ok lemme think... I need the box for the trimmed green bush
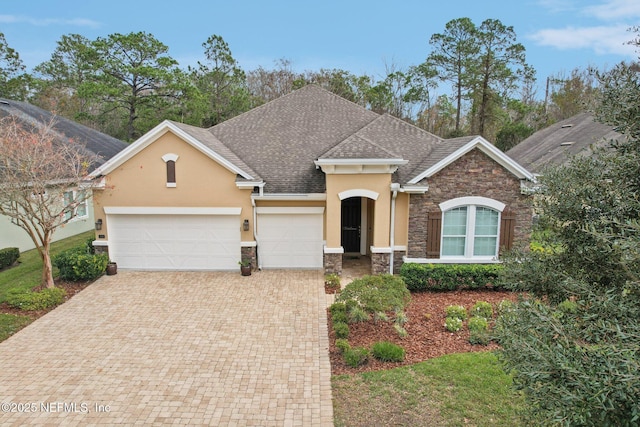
[330,302,348,324]
[0,247,20,269]
[333,321,349,339]
[53,247,109,281]
[445,305,468,320]
[6,287,66,311]
[372,341,405,362]
[400,263,503,292]
[344,346,370,367]
[471,301,493,319]
[468,316,490,345]
[335,338,351,354]
[445,316,463,332]
[336,274,410,313]
[348,305,370,323]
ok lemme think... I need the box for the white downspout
[389,183,400,274]
[251,198,262,270]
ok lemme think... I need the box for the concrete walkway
[0,270,333,426]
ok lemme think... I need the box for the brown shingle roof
[208,85,379,193]
[507,112,623,174]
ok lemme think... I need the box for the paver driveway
[0,270,333,426]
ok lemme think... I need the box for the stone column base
[324,253,342,275]
[371,252,391,275]
[241,246,257,270]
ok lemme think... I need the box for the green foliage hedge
[0,247,20,269]
[6,287,66,311]
[53,247,109,281]
[372,341,405,362]
[336,274,410,313]
[400,263,503,292]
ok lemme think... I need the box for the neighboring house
[507,112,623,175]
[0,99,128,252]
[89,85,535,275]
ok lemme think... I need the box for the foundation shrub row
[400,263,503,291]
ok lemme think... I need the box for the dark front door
[341,198,361,253]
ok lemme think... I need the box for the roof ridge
[378,113,445,142]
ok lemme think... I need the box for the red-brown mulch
[329,289,520,375]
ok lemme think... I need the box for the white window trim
[63,190,89,222]
[439,197,503,260]
[162,153,179,188]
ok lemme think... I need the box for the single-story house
[0,98,128,252]
[89,85,535,275]
[507,112,623,175]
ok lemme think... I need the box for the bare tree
[0,115,99,288]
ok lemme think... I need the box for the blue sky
[2,0,639,97]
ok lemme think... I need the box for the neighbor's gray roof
[0,98,127,168]
[507,112,623,174]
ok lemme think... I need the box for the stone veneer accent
[408,148,532,259]
[324,253,342,275]
[392,251,405,273]
[371,252,391,275]
[93,243,109,256]
[241,246,257,270]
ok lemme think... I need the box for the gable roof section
[208,85,379,193]
[90,120,259,181]
[506,112,623,174]
[0,98,127,168]
[408,135,535,184]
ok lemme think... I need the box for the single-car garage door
[106,207,241,270]
[257,207,324,269]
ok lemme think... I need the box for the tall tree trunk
[40,238,55,288]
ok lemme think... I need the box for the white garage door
[257,207,324,269]
[106,208,240,270]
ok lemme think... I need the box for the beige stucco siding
[93,131,254,242]
[393,192,409,247]
[325,174,392,248]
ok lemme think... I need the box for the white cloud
[0,14,100,28]
[530,24,636,56]
[584,0,640,20]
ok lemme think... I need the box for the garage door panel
[108,214,240,270]
[258,213,323,269]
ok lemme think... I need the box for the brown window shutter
[500,209,516,253]
[426,210,442,259]
[166,160,176,183]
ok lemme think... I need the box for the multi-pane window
[63,191,88,222]
[441,205,499,258]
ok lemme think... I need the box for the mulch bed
[329,289,520,375]
[0,280,91,319]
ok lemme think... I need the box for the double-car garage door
[105,207,323,270]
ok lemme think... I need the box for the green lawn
[0,231,94,343]
[332,351,524,426]
[0,230,94,302]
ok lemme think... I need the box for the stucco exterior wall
[92,131,254,243]
[324,173,393,249]
[407,148,532,258]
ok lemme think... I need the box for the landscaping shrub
[336,274,410,313]
[394,310,408,325]
[0,247,20,269]
[445,305,468,320]
[6,287,66,311]
[333,321,349,339]
[347,305,370,323]
[335,339,351,354]
[344,346,370,367]
[471,301,494,319]
[400,263,503,291]
[324,273,341,292]
[468,316,490,345]
[372,341,405,362]
[497,299,515,315]
[53,247,109,281]
[445,316,463,332]
[329,302,348,324]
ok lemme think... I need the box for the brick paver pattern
[0,270,333,426]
